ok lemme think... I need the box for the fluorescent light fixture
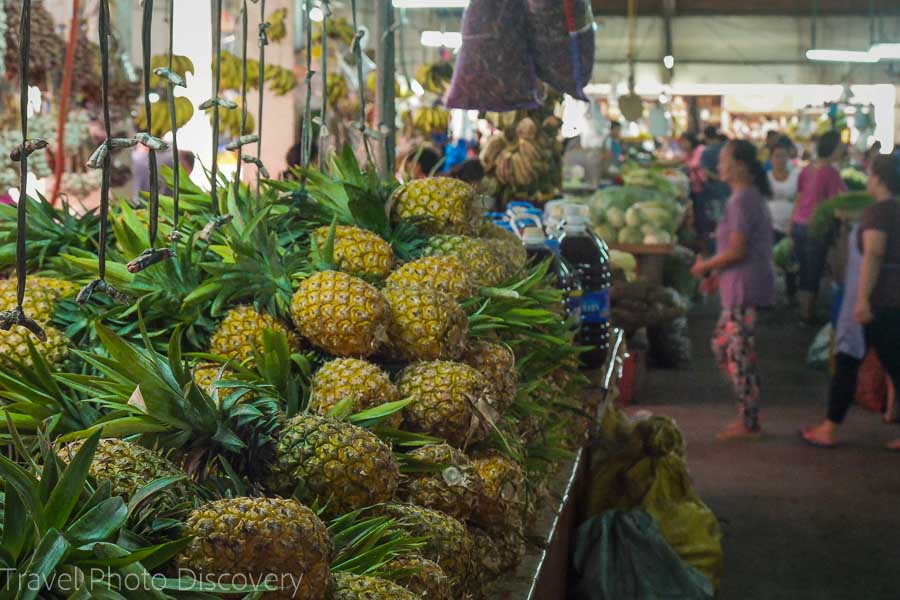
[393,0,469,7]
[869,43,900,60]
[806,49,877,63]
[420,31,462,49]
[309,7,324,22]
[663,54,674,69]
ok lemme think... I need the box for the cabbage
[624,206,643,228]
[643,231,672,245]
[618,227,644,245]
[606,207,626,228]
[594,224,618,243]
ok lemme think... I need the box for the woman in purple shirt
[693,140,776,440]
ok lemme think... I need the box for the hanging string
[166,0,182,241]
[199,0,234,240]
[232,0,250,202]
[301,0,315,172]
[77,0,129,304]
[209,0,223,217]
[254,0,268,202]
[350,0,373,165]
[0,0,48,341]
[318,1,329,172]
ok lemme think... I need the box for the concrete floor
[639,303,900,600]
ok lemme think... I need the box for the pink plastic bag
[526,0,595,100]
[446,0,541,112]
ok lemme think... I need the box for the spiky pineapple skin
[393,177,480,235]
[467,525,527,596]
[309,358,402,428]
[396,361,495,449]
[178,497,332,600]
[267,414,399,515]
[400,443,482,521]
[382,286,468,361]
[462,341,518,412]
[379,503,475,596]
[330,572,419,600]
[478,222,528,271]
[290,271,391,357]
[385,554,452,600]
[314,225,394,278]
[386,255,477,300]
[63,438,185,500]
[422,235,506,287]
[0,324,68,369]
[470,452,527,531]
[210,305,299,365]
[0,276,79,322]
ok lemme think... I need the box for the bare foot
[716,420,762,441]
[800,422,838,448]
[886,439,900,452]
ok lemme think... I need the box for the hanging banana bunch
[266,7,288,42]
[415,61,454,95]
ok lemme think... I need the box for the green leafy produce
[773,237,797,272]
[841,167,867,191]
[809,191,874,239]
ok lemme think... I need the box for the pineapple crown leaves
[327,509,424,577]
[0,193,102,272]
[0,431,193,596]
[0,337,99,440]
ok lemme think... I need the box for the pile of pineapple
[0,155,595,599]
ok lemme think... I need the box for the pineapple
[314,225,394,278]
[0,324,68,369]
[0,276,79,321]
[462,341,518,412]
[178,497,332,600]
[330,572,419,600]
[396,361,496,449]
[392,177,481,235]
[382,286,468,361]
[467,525,527,590]
[61,438,187,501]
[209,305,300,365]
[290,271,391,357]
[471,452,527,531]
[385,255,477,300]
[0,276,75,369]
[400,443,482,521]
[384,554,452,600]
[422,235,506,287]
[309,358,402,428]
[483,238,525,280]
[379,503,475,595]
[478,222,527,275]
[267,414,400,516]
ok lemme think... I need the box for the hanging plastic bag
[571,509,715,600]
[525,0,595,100]
[446,0,541,112]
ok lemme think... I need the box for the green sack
[571,509,715,600]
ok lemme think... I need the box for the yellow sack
[586,408,723,589]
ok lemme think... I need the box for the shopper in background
[768,138,799,301]
[132,147,196,204]
[602,121,624,167]
[694,128,731,253]
[800,151,900,450]
[692,140,775,440]
[410,146,442,179]
[790,130,847,323]
[681,132,706,196]
[761,129,780,167]
[283,138,319,180]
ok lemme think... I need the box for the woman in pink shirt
[790,131,847,322]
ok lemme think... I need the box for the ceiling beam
[591,0,900,16]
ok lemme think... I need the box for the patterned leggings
[711,308,760,429]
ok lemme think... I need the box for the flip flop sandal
[798,428,836,449]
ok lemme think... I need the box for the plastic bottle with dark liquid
[522,227,582,322]
[558,212,612,369]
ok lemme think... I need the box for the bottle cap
[521,226,546,246]
[563,213,588,229]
